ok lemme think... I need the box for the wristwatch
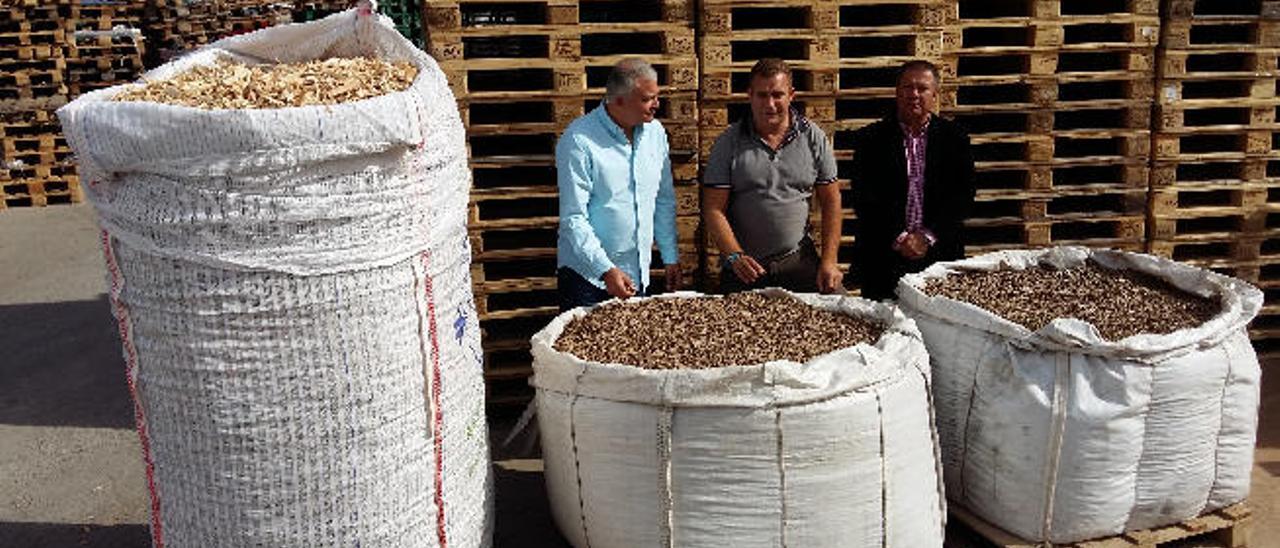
[726,251,742,265]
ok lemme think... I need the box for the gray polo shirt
[703,109,838,259]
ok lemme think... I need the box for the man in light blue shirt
[557,58,681,310]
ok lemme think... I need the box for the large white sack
[531,290,946,548]
[57,9,492,548]
[897,246,1262,543]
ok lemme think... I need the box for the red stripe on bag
[421,252,448,548]
[100,230,165,548]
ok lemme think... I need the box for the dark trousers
[857,253,943,301]
[558,267,647,312]
[719,238,820,294]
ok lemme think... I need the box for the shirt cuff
[587,255,615,281]
[814,177,838,185]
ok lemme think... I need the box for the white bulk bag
[57,10,492,548]
[531,290,946,548]
[897,246,1262,543]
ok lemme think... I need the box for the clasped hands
[893,230,931,261]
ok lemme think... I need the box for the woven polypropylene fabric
[60,9,492,548]
[898,247,1261,543]
[532,292,946,548]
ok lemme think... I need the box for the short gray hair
[605,58,658,102]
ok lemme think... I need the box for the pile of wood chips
[923,261,1221,340]
[554,292,885,370]
[113,57,418,109]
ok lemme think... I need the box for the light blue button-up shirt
[557,103,678,290]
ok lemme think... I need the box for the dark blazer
[849,112,976,300]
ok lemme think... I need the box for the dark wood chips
[553,293,885,369]
[922,261,1221,340]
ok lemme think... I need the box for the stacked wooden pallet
[143,0,292,66]
[1145,0,1280,356]
[66,1,147,97]
[697,0,949,288]
[941,0,1157,256]
[0,4,78,209]
[426,0,699,408]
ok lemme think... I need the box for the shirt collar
[898,114,932,138]
[594,101,642,144]
[741,106,808,144]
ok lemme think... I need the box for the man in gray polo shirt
[702,58,843,294]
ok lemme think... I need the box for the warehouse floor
[0,204,1275,547]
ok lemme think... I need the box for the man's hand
[817,261,844,294]
[897,231,930,260]
[602,267,637,299]
[664,263,683,291]
[730,254,766,284]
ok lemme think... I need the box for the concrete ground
[0,204,1276,547]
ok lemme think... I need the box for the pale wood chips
[113,57,418,109]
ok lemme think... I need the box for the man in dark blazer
[850,60,976,300]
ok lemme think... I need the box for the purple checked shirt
[896,119,936,247]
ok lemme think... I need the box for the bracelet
[726,251,742,265]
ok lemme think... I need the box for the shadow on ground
[0,522,148,548]
[0,296,132,429]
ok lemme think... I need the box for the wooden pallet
[0,83,68,102]
[965,215,1145,251]
[945,20,1159,58]
[0,67,65,90]
[0,5,65,25]
[0,16,64,36]
[0,175,81,209]
[950,501,1251,548]
[699,0,948,36]
[922,162,1148,196]
[1151,154,1271,187]
[0,29,67,48]
[947,0,1159,20]
[1156,78,1277,108]
[941,49,1154,82]
[427,0,694,31]
[0,158,76,183]
[1147,181,1273,239]
[1159,48,1279,80]
[1154,127,1272,160]
[943,76,1154,112]
[2,132,65,155]
[436,30,697,98]
[58,26,144,96]
[67,2,145,32]
[1165,0,1280,19]
[1153,99,1278,132]
[1148,233,1278,266]
[1162,18,1280,51]
[0,108,59,137]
